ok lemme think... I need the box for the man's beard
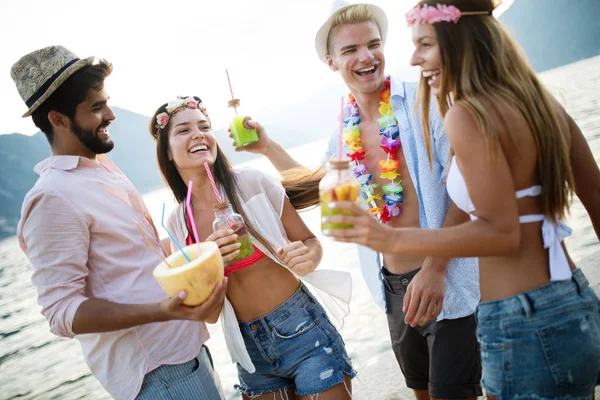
[70,120,115,155]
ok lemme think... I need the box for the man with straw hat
[12,45,226,400]
[233,2,482,399]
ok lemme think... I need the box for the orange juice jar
[319,159,361,234]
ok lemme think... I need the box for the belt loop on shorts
[382,274,394,292]
[516,294,534,318]
[572,270,588,296]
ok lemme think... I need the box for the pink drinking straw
[338,95,344,181]
[186,181,202,253]
[204,162,233,229]
[225,69,238,116]
[203,163,222,202]
[339,95,344,160]
[161,203,190,261]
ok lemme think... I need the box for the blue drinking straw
[161,203,191,262]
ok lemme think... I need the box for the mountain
[0,132,50,237]
[256,82,348,138]
[499,0,600,72]
[0,103,338,239]
[0,107,271,239]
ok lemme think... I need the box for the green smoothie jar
[320,159,361,235]
[228,99,259,148]
[212,200,255,262]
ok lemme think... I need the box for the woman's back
[459,94,575,301]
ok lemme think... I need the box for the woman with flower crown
[324,0,600,398]
[149,96,355,400]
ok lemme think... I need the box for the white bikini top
[447,156,573,281]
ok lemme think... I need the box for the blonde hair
[416,0,574,222]
[327,4,382,55]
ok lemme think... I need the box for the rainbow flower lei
[343,77,403,223]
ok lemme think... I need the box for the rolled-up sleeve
[19,191,90,338]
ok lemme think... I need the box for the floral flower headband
[405,4,491,26]
[152,96,209,139]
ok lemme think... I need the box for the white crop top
[447,156,573,281]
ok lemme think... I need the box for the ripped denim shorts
[234,284,355,397]
[476,269,600,400]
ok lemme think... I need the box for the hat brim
[315,3,388,64]
[22,56,95,117]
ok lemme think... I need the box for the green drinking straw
[161,203,190,262]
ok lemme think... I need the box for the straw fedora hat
[315,0,388,63]
[10,45,94,117]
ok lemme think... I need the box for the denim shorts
[476,269,600,400]
[234,284,355,397]
[136,346,224,400]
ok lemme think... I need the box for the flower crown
[405,4,491,26]
[153,96,209,138]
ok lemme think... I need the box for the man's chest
[356,120,412,187]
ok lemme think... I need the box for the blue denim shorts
[234,284,355,397]
[476,269,600,400]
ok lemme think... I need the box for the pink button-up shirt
[17,155,209,400]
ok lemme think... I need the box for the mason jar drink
[319,159,361,234]
[228,99,259,148]
[212,200,254,261]
[229,116,259,148]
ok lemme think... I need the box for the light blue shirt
[324,77,480,320]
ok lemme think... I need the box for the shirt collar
[390,74,407,99]
[33,155,101,175]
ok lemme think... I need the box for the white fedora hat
[315,0,388,63]
[10,45,94,117]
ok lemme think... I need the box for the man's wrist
[422,256,451,273]
[152,302,173,323]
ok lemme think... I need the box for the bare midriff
[478,194,576,302]
[226,256,301,322]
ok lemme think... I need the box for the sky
[0,0,513,136]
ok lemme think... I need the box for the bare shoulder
[443,102,481,150]
[444,102,478,127]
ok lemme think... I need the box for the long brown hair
[415,0,574,222]
[281,166,326,210]
[150,97,276,255]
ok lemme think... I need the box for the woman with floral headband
[149,96,355,400]
[324,0,600,398]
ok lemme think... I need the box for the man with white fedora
[232,2,482,399]
[12,45,227,400]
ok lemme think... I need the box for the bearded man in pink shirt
[11,45,227,400]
